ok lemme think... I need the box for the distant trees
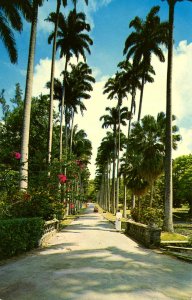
[173,155,192,215]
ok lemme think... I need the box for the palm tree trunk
[132,193,135,208]
[164,1,174,232]
[112,125,117,213]
[116,106,121,212]
[69,108,75,154]
[138,196,141,222]
[123,178,127,218]
[107,159,111,212]
[47,0,61,168]
[137,74,145,122]
[19,3,38,190]
[127,89,135,138]
[59,56,68,162]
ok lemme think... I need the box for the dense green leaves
[0,217,44,259]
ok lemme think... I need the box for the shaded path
[0,203,192,300]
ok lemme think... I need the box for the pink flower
[58,174,67,183]
[14,152,21,159]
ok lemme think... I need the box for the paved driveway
[0,203,192,300]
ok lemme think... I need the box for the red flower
[58,174,67,183]
[13,152,21,159]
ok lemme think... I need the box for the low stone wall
[125,220,161,248]
[39,219,59,247]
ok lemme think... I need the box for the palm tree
[48,10,93,162]
[71,125,92,161]
[0,0,32,64]
[118,60,141,138]
[19,0,45,190]
[162,0,192,232]
[45,0,67,168]
[66,62,95,152]
[123,6,168,121]
[46,0,89,168]
[46,62,95,153]
[127,112,181,213]
[103,73,130,212]
[100,106,129,213]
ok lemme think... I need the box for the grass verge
[161,232,188,242]
[60,207,87,229]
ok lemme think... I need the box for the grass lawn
[60,206,87,229]
[161,232,188,242]
[96,205,128,223]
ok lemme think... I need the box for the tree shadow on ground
[0,241,191,300]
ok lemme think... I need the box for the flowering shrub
[58,174,67,183]
[13,152,21,159]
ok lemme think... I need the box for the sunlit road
[0,203,192,300]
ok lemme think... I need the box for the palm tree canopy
[103,72,128,106]
[0,0,32,63]
[71,125,92,159]
[48,10,93,62]
[100,106,130,130]
[46,61,95,115]
[128,112,181,183]
[123,6,169,67]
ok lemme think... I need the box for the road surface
[0,203,192,300]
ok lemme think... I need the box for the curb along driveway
[0,203,192,300]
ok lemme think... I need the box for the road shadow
[0,243,191,300]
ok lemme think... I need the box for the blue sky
[1,0,192,177]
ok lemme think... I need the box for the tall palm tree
[46,62,95,153]
[48,10,93,162]
[0,0,32,63]
[100,106,129,213]
[66,62,95,151]
[19,0,45,190]
[162,0,192,232]
[123,6,168,121]
[46,0,67,168]
[103,73,130,211]
[118,60,141,138]
[127,112,181,211]
[46,0,89,168]
[71,125,92,161]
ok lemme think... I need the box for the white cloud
[32,40,192,178]
[173,127,192,158]
[37,0,113,34]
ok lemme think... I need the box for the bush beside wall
[0,217,44,259]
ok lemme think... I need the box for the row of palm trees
[95,2,188,232]
[1,1,94,191]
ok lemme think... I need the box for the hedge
[0,217,44,259]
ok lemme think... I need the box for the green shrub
[131,207,163,228]
[2,189,63,220]
[0,217,44,259]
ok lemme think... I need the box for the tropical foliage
[1,0,191,241]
